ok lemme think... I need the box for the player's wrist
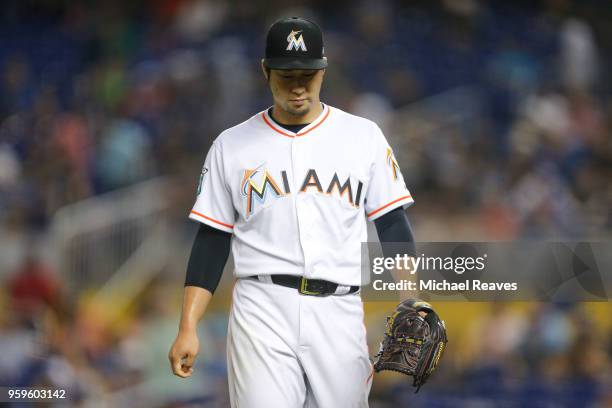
[178,321,199,333]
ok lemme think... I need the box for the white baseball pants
[227,277,373,407]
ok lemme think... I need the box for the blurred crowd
[1,0,611,406]
[0,0,611,237]
[0,261,230,406]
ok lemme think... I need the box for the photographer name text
[371,279,518,291]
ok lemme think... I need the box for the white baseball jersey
[189,103,413,286]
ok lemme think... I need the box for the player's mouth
[289,98,308,107]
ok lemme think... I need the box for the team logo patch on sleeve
[386,148,401,181]
[197,166,208,195]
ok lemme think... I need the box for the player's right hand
[169,329,200,378]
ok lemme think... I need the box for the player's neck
[271,102,323,125]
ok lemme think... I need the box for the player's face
[267,69,325,117]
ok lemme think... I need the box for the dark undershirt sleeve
[185,224,232,294]
[374,207,416,258]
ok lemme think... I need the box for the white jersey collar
[261,103,330,138]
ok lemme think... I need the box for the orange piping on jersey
[261,113,294,138]
[190,210,234,229]
[261,106,331,138]
[367,195,412,218]
[297,107,330,136]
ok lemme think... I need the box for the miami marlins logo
[241,165,288,217]
[386,148,401,181]
[286,30,307,51]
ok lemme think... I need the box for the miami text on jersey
[241,167,364,217]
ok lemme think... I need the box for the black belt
[248,275,360,296]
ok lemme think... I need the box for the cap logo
[286,30,307,51]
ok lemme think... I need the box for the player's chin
[286,101,310,115]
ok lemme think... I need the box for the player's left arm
[365,124,418,294]
[374,208,420,299]
[374,207,416,257]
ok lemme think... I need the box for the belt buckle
[299,277,327,296]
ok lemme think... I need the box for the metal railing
[50,177,171,296]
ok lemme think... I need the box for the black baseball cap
[263,17,327,70]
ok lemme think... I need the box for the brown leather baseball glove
[373,299,448,392]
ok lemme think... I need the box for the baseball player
[169,17,418,407]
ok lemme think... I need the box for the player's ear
[261,59,269,81]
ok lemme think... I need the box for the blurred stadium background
[0,0,611,406]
